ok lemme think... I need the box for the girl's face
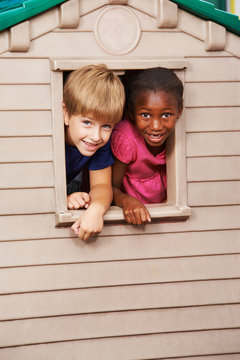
[132,90,182,155]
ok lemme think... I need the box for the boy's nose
[90,127,101,142]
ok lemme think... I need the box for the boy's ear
[62,103,70,126]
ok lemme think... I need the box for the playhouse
[0,0,240,358]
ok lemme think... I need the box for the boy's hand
[67,192,90,210]
[122,196,151,225]
[71,206,104,241]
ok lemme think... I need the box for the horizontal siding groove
[0,135,52,138]
[1,278,240,296]
[0,82,50,85]
[186,130,240,134]
[1,253,240,269]
[1,302,240,322]
[2,254,240,269]
[185,80,240,83]
[0,230,240,268]
[0,328,240,352]
[188,180,240,183]
[1,206,240,240]
[186,105,240,107]
[1,279,239,319]
[0,161,54,164]
[0,187,54,190]
[1,327,240,350]
[1,329,240,359]
[0,227,239,242]
[187,155,240,158]
[1,254,240,293]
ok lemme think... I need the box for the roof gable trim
[170,0,240,36]
[0,0,68,32]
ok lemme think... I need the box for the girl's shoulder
[113,118,138,139]
[111,118,138,163]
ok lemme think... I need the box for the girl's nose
[151,118,162,131]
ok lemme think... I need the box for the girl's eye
[162,113,171,119]
[141,113,150,118]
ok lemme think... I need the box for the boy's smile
[133,90,182,155]
[63,107,114,156]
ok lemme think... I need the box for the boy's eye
[102,124,112,130]
[141,112,150,118]
[82,120,91,126]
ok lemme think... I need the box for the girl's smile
[133,90,182,155]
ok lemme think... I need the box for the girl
[111,67,183,225]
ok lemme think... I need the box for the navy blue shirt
[65,140,114,184]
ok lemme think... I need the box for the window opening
[51,58,191,225]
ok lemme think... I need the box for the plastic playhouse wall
[0,0,240,358]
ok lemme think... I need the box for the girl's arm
[71,166,112,241]
[112,158,151,225]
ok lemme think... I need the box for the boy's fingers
[82,193,90,203]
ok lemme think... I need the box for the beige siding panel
[0,85,51,110]
[0,206,240,240]
[185,82,240,107]
[77,6,158,32]
[187,157,240,181]
[0,31,8,54]
[30,8,59,39]
[0,59,50,84]
[186,107,240,132]
[1,304,240,347]
[1,230,240,267]
[4,31,229,58]
[187,132,240,157]
[0,111,52,136]
[188,181,240,206]
[1,254,240,294]
[133,32,229,58]
[1,279,239,320]
[0,188,55,215]
[0,137,53,162]
[177,8,204,41]
[167,356,240,360]
[0,163,54,188]
[185,57,240,82]
[225,32,240,58]
[78,0,106,17]
[0,329,239,360]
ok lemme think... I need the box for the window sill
[56,204,191,226]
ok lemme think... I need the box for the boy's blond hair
[63,64,125,124]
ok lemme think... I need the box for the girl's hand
[122,196,151,225]
[71,207,104,241]
[67,192,90,210]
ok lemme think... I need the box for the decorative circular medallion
[94,6,141,55]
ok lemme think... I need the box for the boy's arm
[112,158,151,225]
[71,166,112,241]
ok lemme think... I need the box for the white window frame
[50,57,191,226]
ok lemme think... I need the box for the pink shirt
[111,119,166,204]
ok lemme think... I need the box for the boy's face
[63,105,115,156]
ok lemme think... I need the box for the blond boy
[63,64,125,240]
